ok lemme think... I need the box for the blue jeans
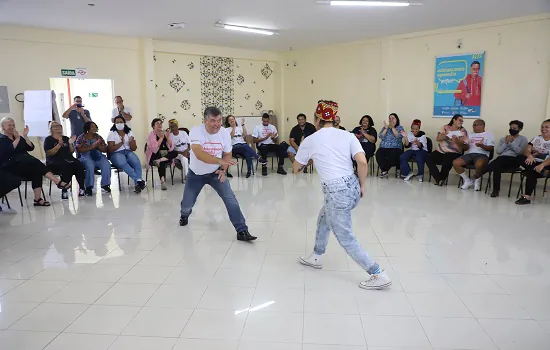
[232,143,258,172]
[400,149,428,177]
[80,154,111,189]
[180,170,248,232]
[110,150,142,184]
[314,175,379,274]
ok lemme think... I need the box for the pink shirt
[437,125,469,154]
[145,131,174,166]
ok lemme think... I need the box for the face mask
[116,123,125,131]
[509,129,519,136]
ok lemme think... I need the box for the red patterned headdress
[315,100,339,122]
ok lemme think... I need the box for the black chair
[18,181,46,206]
[169,159,186,185]
[457,150,495,189]
[255,150,277,172]
[376,149,403,178]
[516,169,550,198]
[1,195,11,209]
[234,154,256,177]
[484,167,523,198]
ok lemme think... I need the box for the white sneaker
[299,254,322,269]
[359,271,392,290]
[461,178,474,190]
[474,178,481,191]
[418,176,423,183]
[404,173,414,181]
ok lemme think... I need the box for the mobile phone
[76,104,84,108]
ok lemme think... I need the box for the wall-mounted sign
[76,68,88,78]
[61,69,76,77]
[89,93,98,98]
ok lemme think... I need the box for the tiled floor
[1,170,550,349]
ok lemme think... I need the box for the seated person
[146,118,177,190]
[334,115,346,130]
[399,119,428,182]
[225,115,258,178]
[453,119,494,191]
[107,116,146,193]
[44,121,85,199]
[0,117,70,206]
[483,120,528,198]
[0,169,21,211]
[287,113,316,172]
[376,113,405,177]
[252,113,287,176]
[352,115,377,161]
[76,121,112,196]
[426,114,469,186]
[515,119,550,205]
[168,119,190,174]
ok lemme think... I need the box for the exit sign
[61,69,76,77]
[89,93,98,98]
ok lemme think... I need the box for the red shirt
[454,74,482,106]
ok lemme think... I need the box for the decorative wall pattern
[154,52,276,129]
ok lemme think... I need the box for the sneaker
[226,172,233,178]
[78,189,86,197]
[403,173,414,181]
[299,253,323,269]
[474,178,481,191]
[237,230,257,241]
[277,166,287,175]
[61,190,69,200]
[461,178,474,190]
[359,271,392,290]
[379,171,388,178]
[179,216,188,226]
[246,171,251,178]
[262,165,268,176]
[84,187,93,196]
[515,196,531,205]
[418,176,423,183]
[134,185,142,194]
[490,191,499,198]
[138,180,146,190]
[161,183,167,191]
[101,185,111,193]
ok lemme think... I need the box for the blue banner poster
[433,52,485,118]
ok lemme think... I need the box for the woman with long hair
[351,115,377,161]
[146,118,177,190]
[225,115,258,178]
[76,121,112,196]
[375,113,405,177]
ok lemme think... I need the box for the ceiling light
[317,1,412,7]
[215,21,279,36]
[168,22,185,29]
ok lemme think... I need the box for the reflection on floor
[1,171,550,350]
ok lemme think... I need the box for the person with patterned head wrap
[294,100,392,290]
[168,119,190,174]
[399,118,429,182]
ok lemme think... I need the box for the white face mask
[116,123,125,131]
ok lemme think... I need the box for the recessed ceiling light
[168,22,186,29]
[215,21,279,36]
[87,3,95,6]
[316,1,421,7]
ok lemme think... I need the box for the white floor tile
[209,268,260,288]
[443,274,505,294]
[0,279,24,296]
[10,302,88,332]
[511,294,550,321]
[181,309,247,341]
[146,284,207,308]
[239,341,302,350]
[407,293,472,317]
[197,286,255,310]
[420,317,497,349]
[46,281,113,304]
[303,313,365,346]
[164,266,217,285]
[0,330,58,350]
[241,312,303,343]
[305,289,359,314]
[118,265,173,284]
[173,338,239,350]
[121,307,193,337]
[305,270,354,290]
[257,269,305,289]
[460,294,531,319]
[478,319,550,350]
[2,280,67,302]
[302,345,367,350]
[44,333,116,350]
[361,315,430,348]
[250,287,304,313]
[76,264,133,283]
[65,305,140,335]
[355,291,415,316]
[95,283,158,306]
[397,273,453,293]
[0,301,38,329]
[109,336,176,350]
[31,264,92,281]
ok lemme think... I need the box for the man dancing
[179,107,256,242]
[294,100,391,290]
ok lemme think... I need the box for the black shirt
[44,136,73,162]
[0,134,35,165]
[289,122,316,147]
[352,126,378,143]
[338,126,346,131]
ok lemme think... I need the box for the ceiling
[1,0,549,51]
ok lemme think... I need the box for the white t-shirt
[226,126,246,145]
[407,132,428,151]
[530,135,550,162]
[466,131,495,157]
[112,106,133,126]
[170,131,189,152]
[296,127,364,183]
[107,130,134,153]
[189,125,232,175]
[252,124,278,146]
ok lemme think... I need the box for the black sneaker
[227,172,233,178]
[179,216,189,226]
[78,189,86,197]
[61,190,69,200]
[84,187,93,196]
[237,230,257,241]
[262,165,268,176]
[277,166,287,175]
[246,171,251,178]
[515,196,531,205]
[138,180,147,190]
[134,185,142,194]
[490,191,499,198]
[101,185,111,193]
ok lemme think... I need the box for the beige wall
[281,14,550,141]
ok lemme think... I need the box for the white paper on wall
[24,90,54,137]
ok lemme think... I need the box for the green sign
[89,93,98,98]
[61,69,76,77]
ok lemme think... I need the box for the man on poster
[454,61,482,107]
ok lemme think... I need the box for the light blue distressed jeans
[314,175,380,274]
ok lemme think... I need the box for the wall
[281,14,550,141]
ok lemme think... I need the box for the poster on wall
[433,52,485,118]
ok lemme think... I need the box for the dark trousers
[232,143,259,171]
[426,151,461,183]
[517,156,550,196]
[47,159,86,190]
[0,169,22,198]
[4,156,48,189]
[400,150,428,176]
[258,144,285,166]
[150,151,178,178]
[375,148,401,172]
[482,156,520,193]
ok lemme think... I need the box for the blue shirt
[68,109,91,137]
[379,125,404,149]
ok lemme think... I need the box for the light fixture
[317,1,417,7]
[215,21,279,36]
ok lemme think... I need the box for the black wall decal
[170,74,185,93]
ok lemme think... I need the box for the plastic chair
[484,167,523,198]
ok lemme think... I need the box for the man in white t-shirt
[252,113,288,176]
[168,119,190,173]
[111,96,133,125]
[453,119,495,191]
[294,100,391,290]
[179,107,256,242]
